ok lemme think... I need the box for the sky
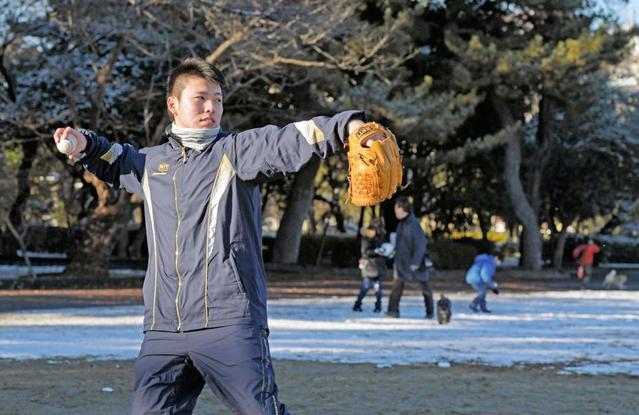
[1,291,637,377]
[613,0,639,24]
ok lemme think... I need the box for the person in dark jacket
[385,196,433,319]
[353,217,388,313]
[52,57,390,415]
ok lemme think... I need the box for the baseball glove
[347,122,402,206]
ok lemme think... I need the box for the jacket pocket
[229,247,247,296]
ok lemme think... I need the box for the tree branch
[206,32,243,64]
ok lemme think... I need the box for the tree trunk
[314,194,346,233]
[129,225,147,260]
[65,174,131,277]
[357,206,366,238]
[553,229,568,270]
[2,215,36,286]
[492,95,542,270]
[382,198,398,235]
[9,140,38,230]
[334,206,346,233]
[307,209,318,234]
[548,210,576,270]
[261,182,271,214]
[527,96,555,214]
[272,158,320,264]
[477,211,491,243]
[315,214,331,266]
[114,225,129,259]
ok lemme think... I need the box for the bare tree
[1,0,418,274]
[0,151,36,284]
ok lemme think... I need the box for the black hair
[167,57,226,100]
[394,195,412,213]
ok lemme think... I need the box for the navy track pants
[129,324,290,414]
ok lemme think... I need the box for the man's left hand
[347,119,385,147]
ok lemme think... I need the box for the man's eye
[216,98,223,104]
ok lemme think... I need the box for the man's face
[394,204,408,220]
[167,75,223,129]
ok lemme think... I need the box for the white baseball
[56,135,78,154]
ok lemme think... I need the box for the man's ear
[167,96,178,118]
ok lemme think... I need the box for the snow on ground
[0,265,145,280]
[0,264,65,280]
[0,291,637,376]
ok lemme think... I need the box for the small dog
[436,294,452,325]
[601,269,627,290]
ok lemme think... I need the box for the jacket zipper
[142,173,159,330]
[173,146,187,331]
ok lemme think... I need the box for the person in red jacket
[572,238,600,286]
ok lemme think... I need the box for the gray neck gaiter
[171,123,220,151]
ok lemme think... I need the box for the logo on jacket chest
[152,162,170,176]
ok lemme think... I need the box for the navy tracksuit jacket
[81,111,363,332]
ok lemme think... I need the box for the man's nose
[204,99,215,113]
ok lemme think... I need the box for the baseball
[56,135,78,154]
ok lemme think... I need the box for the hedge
[266,234,483,270]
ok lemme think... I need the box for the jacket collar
[165,124,184,151]
[164,124,225,153]
[398,212,413,223]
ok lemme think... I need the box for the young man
[385,196,433,319]
[465,253,501,313]
[53,57,386,415]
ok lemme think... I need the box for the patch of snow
[16,251,67,259]
[0,265,64,280]
[0,291,637,377]
[0,265,146,279]
[599,263,639,270]
[109,269,145,278]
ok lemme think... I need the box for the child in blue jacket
[465,253,501,313]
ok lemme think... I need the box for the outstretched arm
[229,111,365,181]
[52,127,145,196]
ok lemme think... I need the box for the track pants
[129,324,290,415]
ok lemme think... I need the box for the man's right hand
[53,127,87,159]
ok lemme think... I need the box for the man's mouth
[200,119,216,126]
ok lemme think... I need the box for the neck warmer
[171,123,220,151]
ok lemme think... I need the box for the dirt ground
[1,274,637,414]
[0,358,637,415]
